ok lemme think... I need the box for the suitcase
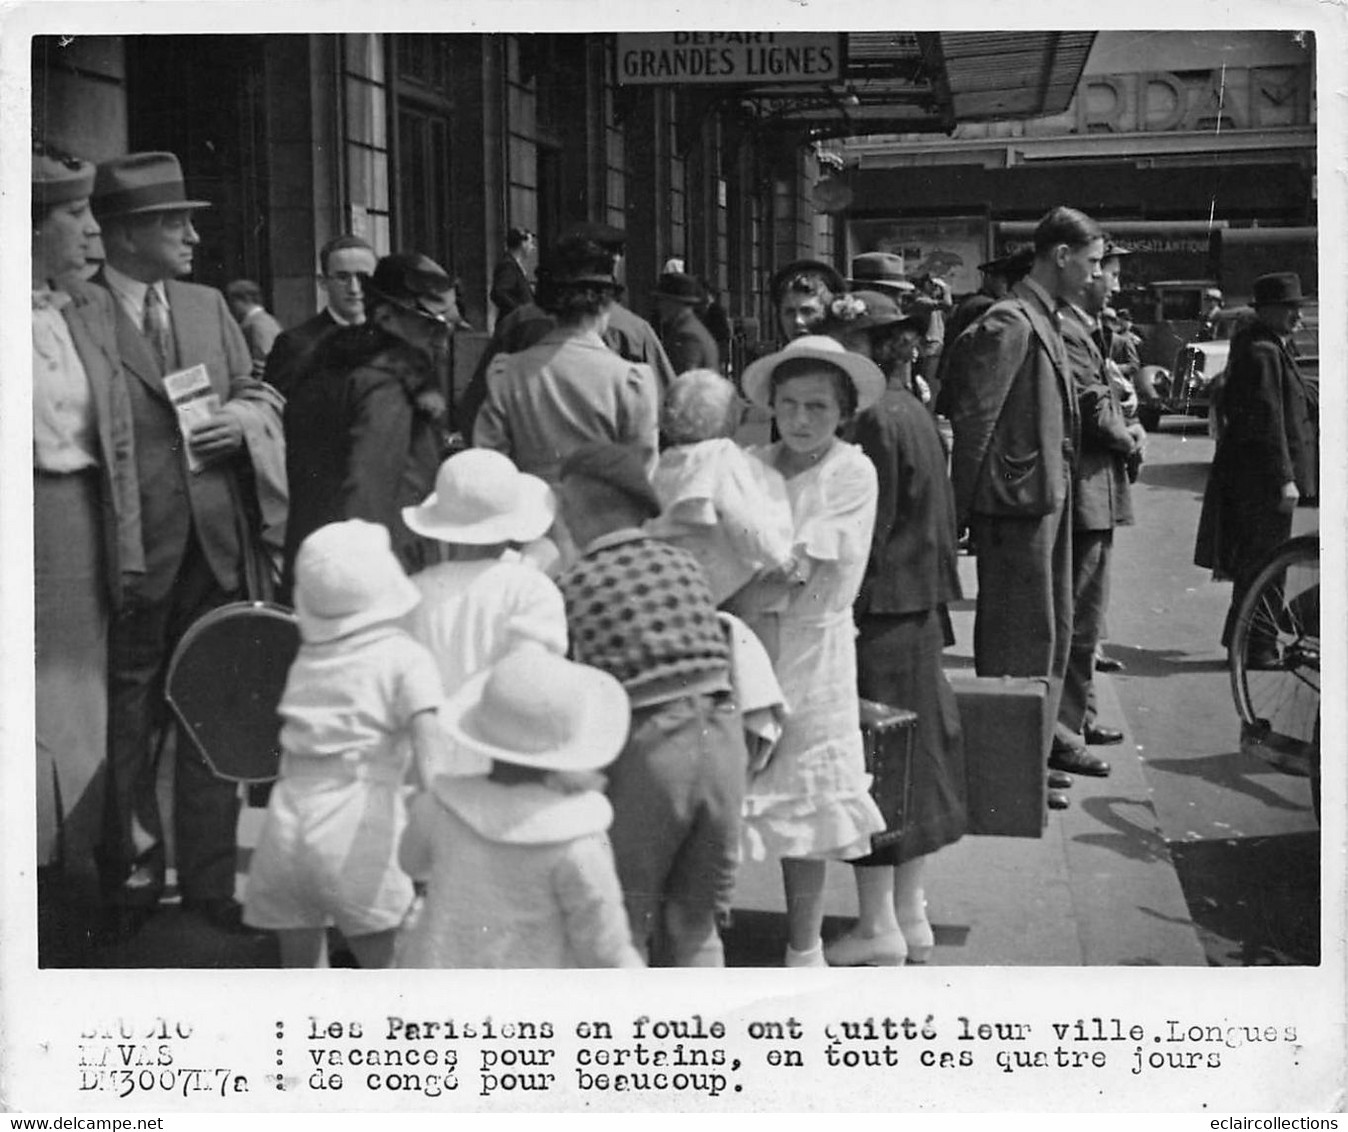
[164,601,301,784]
[859,699,918,851]
[947,674,1051,838]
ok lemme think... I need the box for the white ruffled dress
[739,440,885,862]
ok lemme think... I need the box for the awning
[732,31,1097,139]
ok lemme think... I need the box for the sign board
[848,217,988,296]
[616,33,842,86]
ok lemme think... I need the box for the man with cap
[554,442,746,967]
[1195,271,1317,663]
[91,150,286,932]
[281,251,461,597]
[1198,287,1225,341]
[1049,241,1147,782]
[263,234,378,398]
[946,206,1106,811]
[457,220,675,436]
[652,270,719,375]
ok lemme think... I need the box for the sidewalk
[723,553,1207,967]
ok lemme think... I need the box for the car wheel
[1138,404,1162,432]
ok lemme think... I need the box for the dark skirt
[854,609,967,864]
[34,470,109,875]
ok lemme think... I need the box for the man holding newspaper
[91,152,286,935]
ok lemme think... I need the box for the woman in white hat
[402,449,568,775]
[736,336,888,967]
[397,648,643,968]
[242,520,445,968]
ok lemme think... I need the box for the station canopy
[731,31,1098,138]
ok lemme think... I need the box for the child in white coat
[243,520,443,967]
[396,647,642,969]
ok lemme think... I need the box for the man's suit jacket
[489,255,533,319]
[660,306,720,376]
[1060,308,1134,532]
[95,273,274,604]
[947,278,1078,526]
[262,309,340,398]
[56,279,145,608]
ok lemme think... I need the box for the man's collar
[326,306,358,327]
[580,527,648,556]
[103,263,168,309]
[1020,275,1056,313]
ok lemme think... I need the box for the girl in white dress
[737,336,888,967]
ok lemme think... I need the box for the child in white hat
[242,520,444,967]
[396,647,643,968]
[402,449,569,774]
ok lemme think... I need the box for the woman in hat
[243,520,445,968]
[397,648,643,969]
[281,252,462,597]
[31,140,143,953]
[401,448,568,774]
[769,259,846,343]
[737,336,887,967]
[473,236,660,490]
[827,292,967,966]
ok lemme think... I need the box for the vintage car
[1136,301,1319,434]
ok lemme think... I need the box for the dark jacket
[852,385,961,616]
[1194,320,1317,576]
[263,309,341,398]
[947,278,1078,527]
[489,255,533,319]
[1061,308,1135,531]
[281,325,443,596]
[659,305,720,376]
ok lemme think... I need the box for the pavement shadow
[1135,459,1211,498]
[722,910,969,967]
[1072,796,1173,864]
[1143,749,1315,813]
[1096,644,1228,680]
[1168,831,1320,965]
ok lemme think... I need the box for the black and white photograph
[3,0,1344,1116]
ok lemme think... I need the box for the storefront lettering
[1076,67,1309,133]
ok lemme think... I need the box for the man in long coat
[1194,272,1317,662]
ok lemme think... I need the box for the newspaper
[162,365,222,473]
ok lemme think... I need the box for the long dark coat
[1194,319,1317,580]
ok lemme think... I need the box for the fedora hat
[403,449,555,545]
[93,152,211,218]
[742,334,886,413]
[368,252,457,306]
[652,272,705,304]
[292,520,420,644]
[440,647,630,773]
[1252,272,1305,307]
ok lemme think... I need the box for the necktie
[143,286,172,370]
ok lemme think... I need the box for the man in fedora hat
[457,220,675,436]
[652,271,719,376]
[90,150,286,933]
[847,252,916,304]
[1195,271,1317,664]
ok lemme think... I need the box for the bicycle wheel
[1229,534,1320,780]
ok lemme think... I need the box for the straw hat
[403,449,555,545]
[440,648,630,773]
[741,334,886,412]
[292,520,420,644]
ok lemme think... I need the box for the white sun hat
[403,449,555,545]
[439,647,630,773]
[741,334,886,413]
[293,519,421,644]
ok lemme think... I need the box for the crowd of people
[32,137,1317,970]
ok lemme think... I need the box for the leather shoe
[184,898,263,935]
[1048,745,1112,777]
[1048,791,1070,810]
[1094,653,1125,673]
[1083,723,1125,746]
[1047,770,1074,790]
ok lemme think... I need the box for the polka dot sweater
[558,530,731,708]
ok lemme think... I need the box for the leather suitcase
[859,699,918,850]
[947,674,1051,838]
